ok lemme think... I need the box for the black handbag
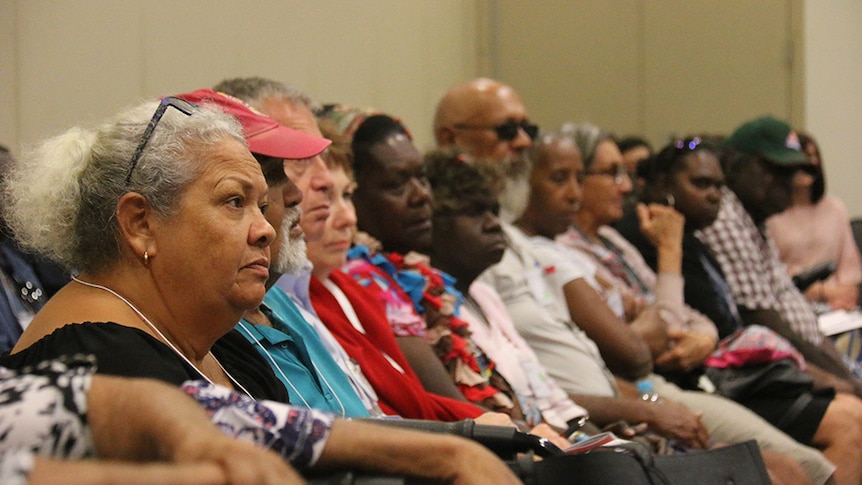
[527,440,770,485]
[307,425,770,485]
[307,441,770,485]
[704,359,814,401]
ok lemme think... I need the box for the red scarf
[309,272,483,421]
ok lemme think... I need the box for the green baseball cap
[725,116,808,165]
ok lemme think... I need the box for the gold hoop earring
[143,251,149,265]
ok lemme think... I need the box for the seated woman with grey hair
[0,96,520,485]
[1,96,287,398]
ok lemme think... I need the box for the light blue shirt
[276,264,382,414]
[236,285,370,418]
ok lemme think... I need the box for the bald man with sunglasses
[434,78,538,163]
[434,78,539,222]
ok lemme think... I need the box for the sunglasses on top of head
[124,96,198,187]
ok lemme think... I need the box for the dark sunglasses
[454,119,539,141]
[124,96,198,186]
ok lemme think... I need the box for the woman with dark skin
[426,150,590,438]
[622,140,862,485]
[616,141,734,338]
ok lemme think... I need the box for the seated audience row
[0,88,519,483]
[2,73,859,485]
[430,78,833,485]
[551,121,861,485]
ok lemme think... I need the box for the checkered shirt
[696,187,823,345]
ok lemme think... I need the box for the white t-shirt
[478,224,618,397]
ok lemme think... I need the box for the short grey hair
[213,77,320,113]
[2,99,245,273]
[560,122,613,170]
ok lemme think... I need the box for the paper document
[564,432,631,454]
[818,310,862,336]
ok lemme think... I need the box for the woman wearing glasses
[0,96,521,485]
[557,125,719,381]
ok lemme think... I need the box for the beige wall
[3,1,861,216]
[493,0,801,151]
[0,0,18,150]
[1,0,483,153]
[804,0,862,218]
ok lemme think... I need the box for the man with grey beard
[234,151,381,418]
[208,78,382,417]
[433,77,537,222]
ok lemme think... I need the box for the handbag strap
[776,392,813,431]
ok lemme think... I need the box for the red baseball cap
[173,88,330,159]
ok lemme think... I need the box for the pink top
[767,194,862,286]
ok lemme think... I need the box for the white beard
[498,174,530,223]
[471,153,532,223]
[273,207,307,275]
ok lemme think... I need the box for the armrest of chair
[362,418,564,460]
[792,260,836,291]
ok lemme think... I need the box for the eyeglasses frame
[584,163,630,186]
[124,96,198,187]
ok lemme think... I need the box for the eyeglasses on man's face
[453,119,539,142]
[124,96,198,187]
[584,164,630,185]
